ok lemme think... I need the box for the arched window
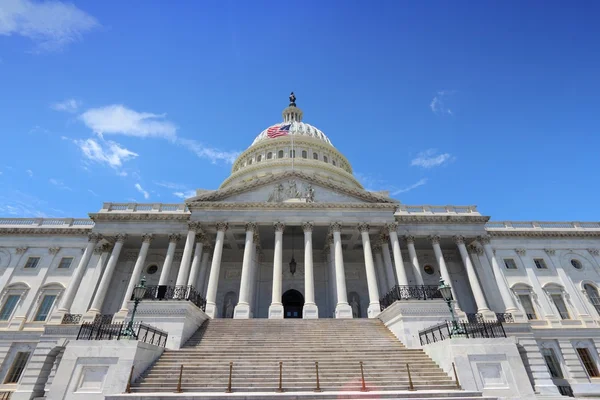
[248,159,253,165]
[257,155,262,162]
[267,152,273,160]
[323,156,328,163]
[301,150,307,159]
[313,153,319,160]
[278,150,284,159]
[584,284,600,316]
[332,160,336,166]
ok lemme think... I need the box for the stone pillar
[234,223,256,319]
[158,234,181,287]
[358,224,380,317]
[327,237,337,316]
[455,235,495,319]
[387,223,408,286]
[479,236,523,319]
[373,242,387,294]
[86,234,127,316]
[381,235,397,289]
[187,234,205,288]
[331,222,352,318]
[120,234,153,312]
[430,235,458,300]
[406,235,424,285]
[175,223,200,287]
[302,222,318,318]
[197,247,211,295]
[56,233,101,315]
[248,237,260,317]
[205,222,228,318]
[269,222,285,319]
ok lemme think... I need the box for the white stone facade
[0,101,599,398]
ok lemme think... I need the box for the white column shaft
[187,242,204,288]
[482,244,519,312]
[374,251,387,293]
[271,230,283,305]
[407,241,424,285]
[381,243,396,288]
[328,246,337,310]
[333,231,348,305]
[389,231,408,286]
[458,242,490,313]
[120,240,151,311]
[89,241,124,312]
[59,240,96,312]
[198,251,211,295]
[304,231,315,305]
[237,230,255,305]
[360,231,380,307]
[158,241,177,286]
[432,241,458,301]
[248,245,258,314]
[176,230,196,286]
[206,230,226,306]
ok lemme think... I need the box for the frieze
[89,213,190,222]
[488,231,600,238]
[267,180,315,203]
[188,201,397,210]
[0,228,91,236]
[395,215,490,224]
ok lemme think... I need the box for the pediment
[187,171,397,205]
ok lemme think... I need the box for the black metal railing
[380,285,443,310]
[466,313,484,323]
[135,285,206,311]
[93,314,115,325]
[61,313,82,324]
[76,321,168,347]
[0,391,12,400]
[557,385,574,397]
[419,320,506,345]
[495,313,514,323]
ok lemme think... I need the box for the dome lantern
[283,92,303,123]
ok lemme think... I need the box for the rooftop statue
[289,92,296,106]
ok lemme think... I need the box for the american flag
[266,124,291,139]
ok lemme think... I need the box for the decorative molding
[379,233,389,242]
[168,233,182,243]
[429,235,441,245]
[330,222,342,232]
[588,248,600,256]
[215,222,228,232]
[357,223,369,233]
[544,248,556,256]
[273,222,285,232]
[141,234,154,243]
[88,233,102,243]
[0,228,92,236]
[396,215,490,224]
[468,244,483,255]
[387,222,398,233]
[48,247,61,255]
[302,222,313,232]
[90,213,190,222]
[404,235,415,244]
[188,201,397,210]
[188,221,202,232]
[16,247,28,254]
[453,235,465,245]
[477,235,491,244]
[195,233,206,243]
[515,248,527,256]
[489,231,600,238]
[245,222,257,232]
[115,233,128,243]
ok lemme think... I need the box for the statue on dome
[289,92,296,107]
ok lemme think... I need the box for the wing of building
[1,97,600,399]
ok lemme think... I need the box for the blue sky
[0,0,599,221]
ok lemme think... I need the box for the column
[120,234,153,312]
[387,224,409,286]
[269,222,285,318]
[358,224,381,317]
[478,236,522,317]
[175,222,199,287]
[248,236,260,317]
[187,234,205,288]
[327,237,337,316]
[381,234,397,289]
[405,235,424,285]
[430,235,462,312]
[373,242,388,295]
[234,223,256,319]
[331,222,352,318]
[57,233,101,314]
[157,234,181,293]
[302,222,318,318]
[87,234,127,315]
[204,222,228,318]
[455,235,495,318]
[197,247,211,295]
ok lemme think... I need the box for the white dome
[251,121,333,147]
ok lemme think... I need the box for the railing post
[277,361,284,392]
[314,361,321,392]
[226,362,233,393]
[452,362,461,388]
[407,363,415,391]
[125,365,134,393]
[175,364,183,393]
[359,361,367,392]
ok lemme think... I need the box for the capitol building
[1,96,600,400]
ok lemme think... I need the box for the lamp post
[438,277,464,336]
[125,276,147,338]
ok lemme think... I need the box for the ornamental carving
[188,221,202,231]
[477,235,491,244]
[195,233,206,242]
[302,222,313,232]
[325,236,334,247]
[16,247,28,254]
[48,247,61,255]
[115,233,128,243]
[380,233,389,242]
[88,233,101,243]
[544,248,556,256]
[267,180,315,203]
[429,235,441,245]
[215,222,228,232]
[93,246,104,254]
[468,244,483,255]
[141,234,154,243]
[405,235,415,244]
[245,222,257,232]
[453,235,465,245]
[515,248,527,256]
[100,243,113,253]
[387,222,398,233]
[357,223,369,233]
[588,248,600,256]
[168,234,182,243]
[273,222,285,232]
[330,222,342,232]
[372,242,382,252]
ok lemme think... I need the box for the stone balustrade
[0,218,94,227]
[396,205,480,215]
[486,221,600,230]
[100,202,188,213]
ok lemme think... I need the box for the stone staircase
[131,318,475,396]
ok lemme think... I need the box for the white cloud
[49,178,72,191]
[0,0,99,53]
[411,149,453,168]
[51,98,80,113]
[177,137,240,164]
[430,90,456,116]
[88,189,98,197]
[154,181,188,190]
[74,137,138,171]
[26,169,33,177]
[80,105,177,140]
[134,183,149,199]
[390,178,428,195]
[173,190,197,199]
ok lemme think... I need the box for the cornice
[89,213,191,222]
[188,201,397,210]
[488,231,600,238]
[395,215,490,224]
[0,228,92,236]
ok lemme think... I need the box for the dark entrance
[282,289,304,318]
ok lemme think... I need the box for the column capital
[372,241,382,252]
[477,235,491,245]
[245,222,257,232]
[115,233,128,243]
[357,223,370,233]
[273,222,285,232]
[544,248,556,256]
[141,233,154,243]
[468,244,483,255]
[386,222,398,233]
[588,248,600,256]
[16,247,28,254]
[302,222,314,232]
[453,235,465,245]
[515,248,526,256]
[88,233,102,243]
[404,235,415,244]
[330,222,343,232]
[49,246,61,255]
[215,222,228,232]
[168,233,182,243]
[379,232,389,242]
[195,233,206,242]
[429,235,441,245]
[188,221,202,232]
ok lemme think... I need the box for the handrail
[380,285,442,310]
[139,285,206,311]
[419,320,506,345]
[76,321,168,347]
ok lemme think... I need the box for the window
[0,295,20,321]
[57,257,73,269]
[146,265,158,275]
[577,347,600,377]
[504,259,518,269]
[266,152,272,160]
[423,265,435,275]
[332,160,336,166]
[571,259,583,270]
[313,153,318,160]
[24,257,40,269]
[584,284,600,315]
[4,351,30,383]
[248,158,252,165]
[34,295,56,322]
[542,348,563,378]
[257,155,262,162]
[301,150,307,159]
[552,294,570,319]
[278,150,284,158]
[323,156,328,163]
[519,294,537,320]
[534,258,548,269]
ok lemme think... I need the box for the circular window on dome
[146,265,158,275]
[423,264,435,275]
[571,259,583,270]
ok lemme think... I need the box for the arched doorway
[282,289,304,318]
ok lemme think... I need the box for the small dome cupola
[282,92,303,123]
